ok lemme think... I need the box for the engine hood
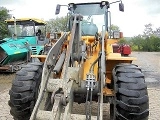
[0,36,37,65]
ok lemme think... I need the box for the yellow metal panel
[31,55,47,62]
[81,36,95,44]
[103,87,114,96]
[5,18,46,25]
[107,39,119,44]
[106,78,111,84]
[31,55,47,58]
[107,53,137,61]
[83,49,99,80]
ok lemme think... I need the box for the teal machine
[0,18,48,72]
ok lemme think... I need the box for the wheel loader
[0,18,48,72]
[8,1,149,120]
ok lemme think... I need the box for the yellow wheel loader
[9,1,149,120]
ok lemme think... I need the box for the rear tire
[8,62,43,120]
[112,63,149,120]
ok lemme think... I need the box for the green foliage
[131,35,160,52]
[143,23,153,37]
[109,24,120,32]
[46,16,68,33]
[130,35,143,51]
[0,7,11,39]
[130,23,160,52]
[118,38,128,44]
[108,24,120,38]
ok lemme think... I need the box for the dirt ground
[0,52,160,120]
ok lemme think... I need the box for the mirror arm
[55,4,68,15]
[110,0,122,5]
[60,5,68,7]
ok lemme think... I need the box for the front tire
[8,62,43,120]
[112,63,149,120]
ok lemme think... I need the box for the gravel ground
[0,73,14,92]
[0,52,160,120]
[132,52,160,88]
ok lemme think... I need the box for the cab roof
[5,18,46,26]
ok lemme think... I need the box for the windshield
[8,25,35,37]
[73,3,104,15]
[82,15,104,33]
[73,3,105,32]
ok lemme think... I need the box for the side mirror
[55,4,61,15]
[119,3,124,12]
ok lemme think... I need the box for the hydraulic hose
[89,53,102,73]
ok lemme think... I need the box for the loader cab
[56,1,124,35]
[5,18,49,56]
[6,18,47,45]
[68,2,107,33]
[69,1,123,31]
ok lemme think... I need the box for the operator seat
[81,22,98,36]
[36,35,46,45]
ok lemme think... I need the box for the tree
[109,24,120,32]
[143,23,153,37]
[118,38,128,44]
[108,24,120,38]
[153,27,160,37]
[46,16,68,33]
[131,23,160,52]
[130,35,144,51]
[0,7,11,39]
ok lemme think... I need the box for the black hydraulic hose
[92,41,98,49]
[89,53,101,73]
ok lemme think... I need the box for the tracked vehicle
[9,1,149,120]
[0,18,47,72]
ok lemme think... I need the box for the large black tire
[8,62,43,120]
[112,63,149,120]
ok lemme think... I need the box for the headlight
[113,31,120,39]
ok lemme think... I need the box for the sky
[1,0,160,37]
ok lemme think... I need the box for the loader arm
[30,14,86,120]
[30,9,106,119]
